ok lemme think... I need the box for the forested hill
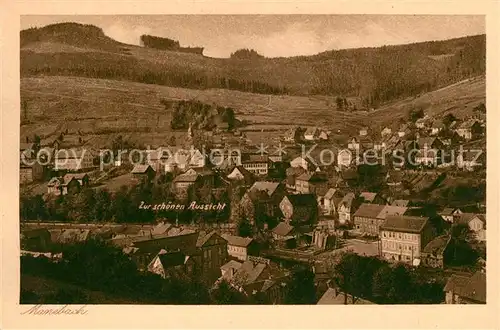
[21,22,485,107]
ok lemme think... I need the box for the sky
[21,15,485,58]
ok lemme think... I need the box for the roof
[284,194,317,207]
[196,231,223,248]
[457,213,486,225]
[354,203,386,218]
[458,119,479,129]
[417,137,438,148]
[248,181,281,197]
[324,188,338,200]
[304,127,319,135]
[444,272,486,303]
[47,176,63,187]
[157,250,189,269]
[272,222,294,237]
[317,287,375,305]
[221,260,243,272]
[439,208,461,216]
[391,200,409,207]
[227,166,254,181]
[296,172,327,182]
[377,205,408,220]
[63,173,89,183]
[221,234,254,247]
[423,235,451,255]
[339,192,355,208]
[380,215,429,233]
[131,164,154,174]
[173,173,199,183]
[359,192,377,203]
[151,222,172,236]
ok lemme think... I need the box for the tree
[409,108,424,123]
[284,265,316,304]
[237,217,253,237]
[210,280,248,304]
[443,113,457,127]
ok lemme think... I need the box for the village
[18,101,487,305]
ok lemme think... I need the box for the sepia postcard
[1,1,500,329]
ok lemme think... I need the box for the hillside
[21,22,486,105]
[20,76,367,147]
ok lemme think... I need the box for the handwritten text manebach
[21,305,88,315]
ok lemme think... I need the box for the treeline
[140,34,204,55]
[21,51,287,95]
[332,252,445,304]
[20,178,231,224]
[164,99,236,130]
[230,48,265,60]
[20,239,315,305]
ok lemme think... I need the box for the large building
[353,204,407,236]
[380,215,435,265]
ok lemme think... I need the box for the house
[444,271,486,304]
[271,222,296,248]
[295,172,328,194]
[381,127,392,137]
[220,257,290,304]
[318,130,329,141]
[173,168,214,197]
[320,188,343,216]
[421,235,451,269]
[317,286,375,305]
[290,156,318,172]
[279,194,318,226]
[240,181,286,224]
[359,127,369,136]
[455,119,483,140]
[353,204,386,235]
[380,215,435,264]
[131,164,156,181]
[391,200,410,207]
[63,173,89,188]
[337,149,353,168]
[337,193,358,225]
[54,149,94,171]
[347,137,360,150]
[457,151,485,171]
[430,120,445,135]
[354,204,408,235]
[241,154,271,176]
[397,124,410,137]
[457,213,486,241]
[20,161,44,184]
[221,234,258,261]
[358,192,385,205]
[283,126,303,143]
[285,167,306,190]
[147,249,195,279]
[415,118,427,129]
[438,208,462,223]
[304,127,320,141]
[227,166,255,185]
[47,176,81,195]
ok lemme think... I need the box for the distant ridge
[20,22,485,104]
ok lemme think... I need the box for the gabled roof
[173,173,199,183]
[196,230,224,248]
[423,235,451,254]
[458,119,479,129]
[63,173,89,183]
[248,181,281,197]
[47,176,63,187]
[284,194,317,208]
[377,205,408,220]
[359,192,377,203]
[221,234,254,247]
[417,137,439,149]
[317,287,375,305]
[353,203,386,218]
[380,215,429,233]
[439,208,461,216]
[444,272,486,303]
[131,164,154,174]
[338,192,355,208]
[296,172,327,182]
[457,213,486,225]
[227,166,254,181]
[324,188,339,200]
[221,260,243,272]
[156,250,189,269]
[391,199,409,207]
[272,222,294,237]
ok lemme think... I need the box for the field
[370,75,485,129]
[21,76,368,148]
